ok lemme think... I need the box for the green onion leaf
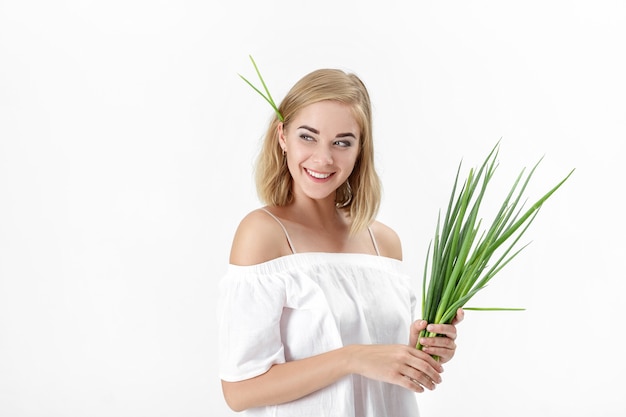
[416,141,573,356]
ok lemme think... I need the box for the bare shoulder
[229,208,292,266]
[370,220,403,261]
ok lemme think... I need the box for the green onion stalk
[415,142,574,358]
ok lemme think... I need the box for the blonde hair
[255,69,381,234]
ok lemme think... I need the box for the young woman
[218,68,463,416]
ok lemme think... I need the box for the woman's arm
[222,343,444,412]
[222,346,350,412]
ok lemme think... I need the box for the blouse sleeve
[217,267,287,382]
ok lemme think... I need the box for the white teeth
[306,169,331,179]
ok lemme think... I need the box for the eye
[300,134,315,142]
[334,140,353,148]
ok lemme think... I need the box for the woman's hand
[409,308,464,364]
[348,344,444,393]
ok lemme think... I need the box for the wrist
[341,344,363,375]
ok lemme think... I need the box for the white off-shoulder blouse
[217,252,421,417]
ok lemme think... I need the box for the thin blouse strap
[260,208,297,254]
[367,226,381,256]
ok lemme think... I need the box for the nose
[312,144,333,165]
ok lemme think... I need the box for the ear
[277,122,287,151]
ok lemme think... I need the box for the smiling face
[278,100,360,205]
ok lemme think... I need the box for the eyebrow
[298,125,357,139]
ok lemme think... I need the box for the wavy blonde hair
[255,69,381,234]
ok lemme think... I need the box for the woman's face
[279,100,360,204]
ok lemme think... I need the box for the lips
[305,168,333,179]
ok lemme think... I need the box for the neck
[289,196,346,232]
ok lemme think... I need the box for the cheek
[340,150,360,169]
[285,151,304,176]
[286,147,305,165]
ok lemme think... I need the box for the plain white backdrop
[1,1,624,416]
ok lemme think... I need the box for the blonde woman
[218,68,464,416]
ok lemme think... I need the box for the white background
[1,1,624,416]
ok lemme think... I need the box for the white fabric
[217,252,420,417]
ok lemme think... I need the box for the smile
[306,168,333,179]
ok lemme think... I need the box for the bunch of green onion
[416,142,574,354]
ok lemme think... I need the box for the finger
[410,348,445,370]
[420,335,457,350]
[412,320,428,333]
[420,334,457,364]
[404,360,442,389]
[401,374,426,393]
[422,345,456,364]
[409,320,428,347]
[403,368,438,391]
[452,308,465,325]
[406,354,444,383]
[425,323,457,340]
